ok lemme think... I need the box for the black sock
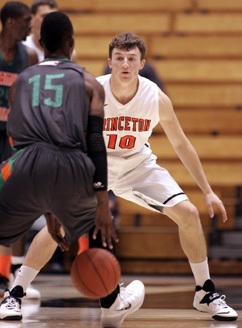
[10,285,25,298]
[11,264,21,275]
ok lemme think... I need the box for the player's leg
[164,200,206,262]
[0,246,11,296]
[88,226,145,328]
[77,233,89,255]
[164,202,238,321]
[0,227,57,320]
[112,156,237,322]
[0,134,15,295]
[11,235,41,299]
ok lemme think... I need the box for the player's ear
[107,58,112,70]
[69,36,74,49]
[139,59,146,71]
[6,17,13,27]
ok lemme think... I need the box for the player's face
[108,47,145,83]
[12,12,32,41]
[31,5,57,38]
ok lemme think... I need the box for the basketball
[70,248,121,299]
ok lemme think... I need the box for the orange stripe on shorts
[8,137,13,147]
[1,162,11,182]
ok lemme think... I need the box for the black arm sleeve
[86,115,107,191]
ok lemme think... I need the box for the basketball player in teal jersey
[0,1,38,296]
[0,12,145,326]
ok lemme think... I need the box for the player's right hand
[44,212,70,252]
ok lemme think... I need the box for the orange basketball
[71,248,121,299]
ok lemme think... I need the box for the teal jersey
[0,42,28,131]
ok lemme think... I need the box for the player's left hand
[93,203,119,249]
[204,191,228,223]
[44,212,70,251]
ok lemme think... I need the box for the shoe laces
[119,283,136,305]
[3,295,21,308]
[212,294,228,307]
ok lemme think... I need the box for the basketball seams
[72,254,101,298]
[70,248,121,299]
[85,250,109,295]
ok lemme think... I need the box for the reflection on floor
[0,274,241,328]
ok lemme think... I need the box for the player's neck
[0,32,18,63]
[110,76,139,105]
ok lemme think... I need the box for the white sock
[11,256,25,265]
[11,265,39,293]
[189,258,210,287]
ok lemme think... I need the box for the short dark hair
[0,1,29,27]
[109,32,146,60]
[31,0,58,15]
[40,11,73,53]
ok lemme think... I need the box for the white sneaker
[0,290,22,320]
[101,280,145,328]
[193,279,238,321]
[25,284,41,299]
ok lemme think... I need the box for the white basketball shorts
[108,152,188,213]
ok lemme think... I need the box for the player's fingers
[219,203,228,223]
[111,227,119,243]
[51,232,69,252]
[50,234,63,250]
[206,201,214,218]
[92,226,99,240]
[57,237,69,252]
[60,237,69,251]
[106,230,113,250]
[208,206,214,219]
[100,229,107,248]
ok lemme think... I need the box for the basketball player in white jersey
[96,33,237,322]
[23,0,77,63]
[1,32,238,326]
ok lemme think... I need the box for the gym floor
[1,274,241,328]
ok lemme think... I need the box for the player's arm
[158,88,227,222]
[84,70,119,248]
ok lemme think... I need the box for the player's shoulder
[138,75,160,97]
[17,63,37,80]
[138,75,157,88]
[96,74,111,85]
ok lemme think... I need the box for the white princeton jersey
[97,75,188,208]
[97,74,160,159]
[23,35,44,62]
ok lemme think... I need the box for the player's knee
[182,204,200,228]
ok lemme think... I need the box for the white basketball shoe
[193,279,238,321]
[0,286,24,320]
[101,280,145,327]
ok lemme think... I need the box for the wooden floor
[2,274,242,328]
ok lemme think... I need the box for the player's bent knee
[183,203,200,227]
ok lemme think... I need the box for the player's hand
[92,191,119,249]
[204,191,228,223]
[44,212,70,252]
[93,205,119,249]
